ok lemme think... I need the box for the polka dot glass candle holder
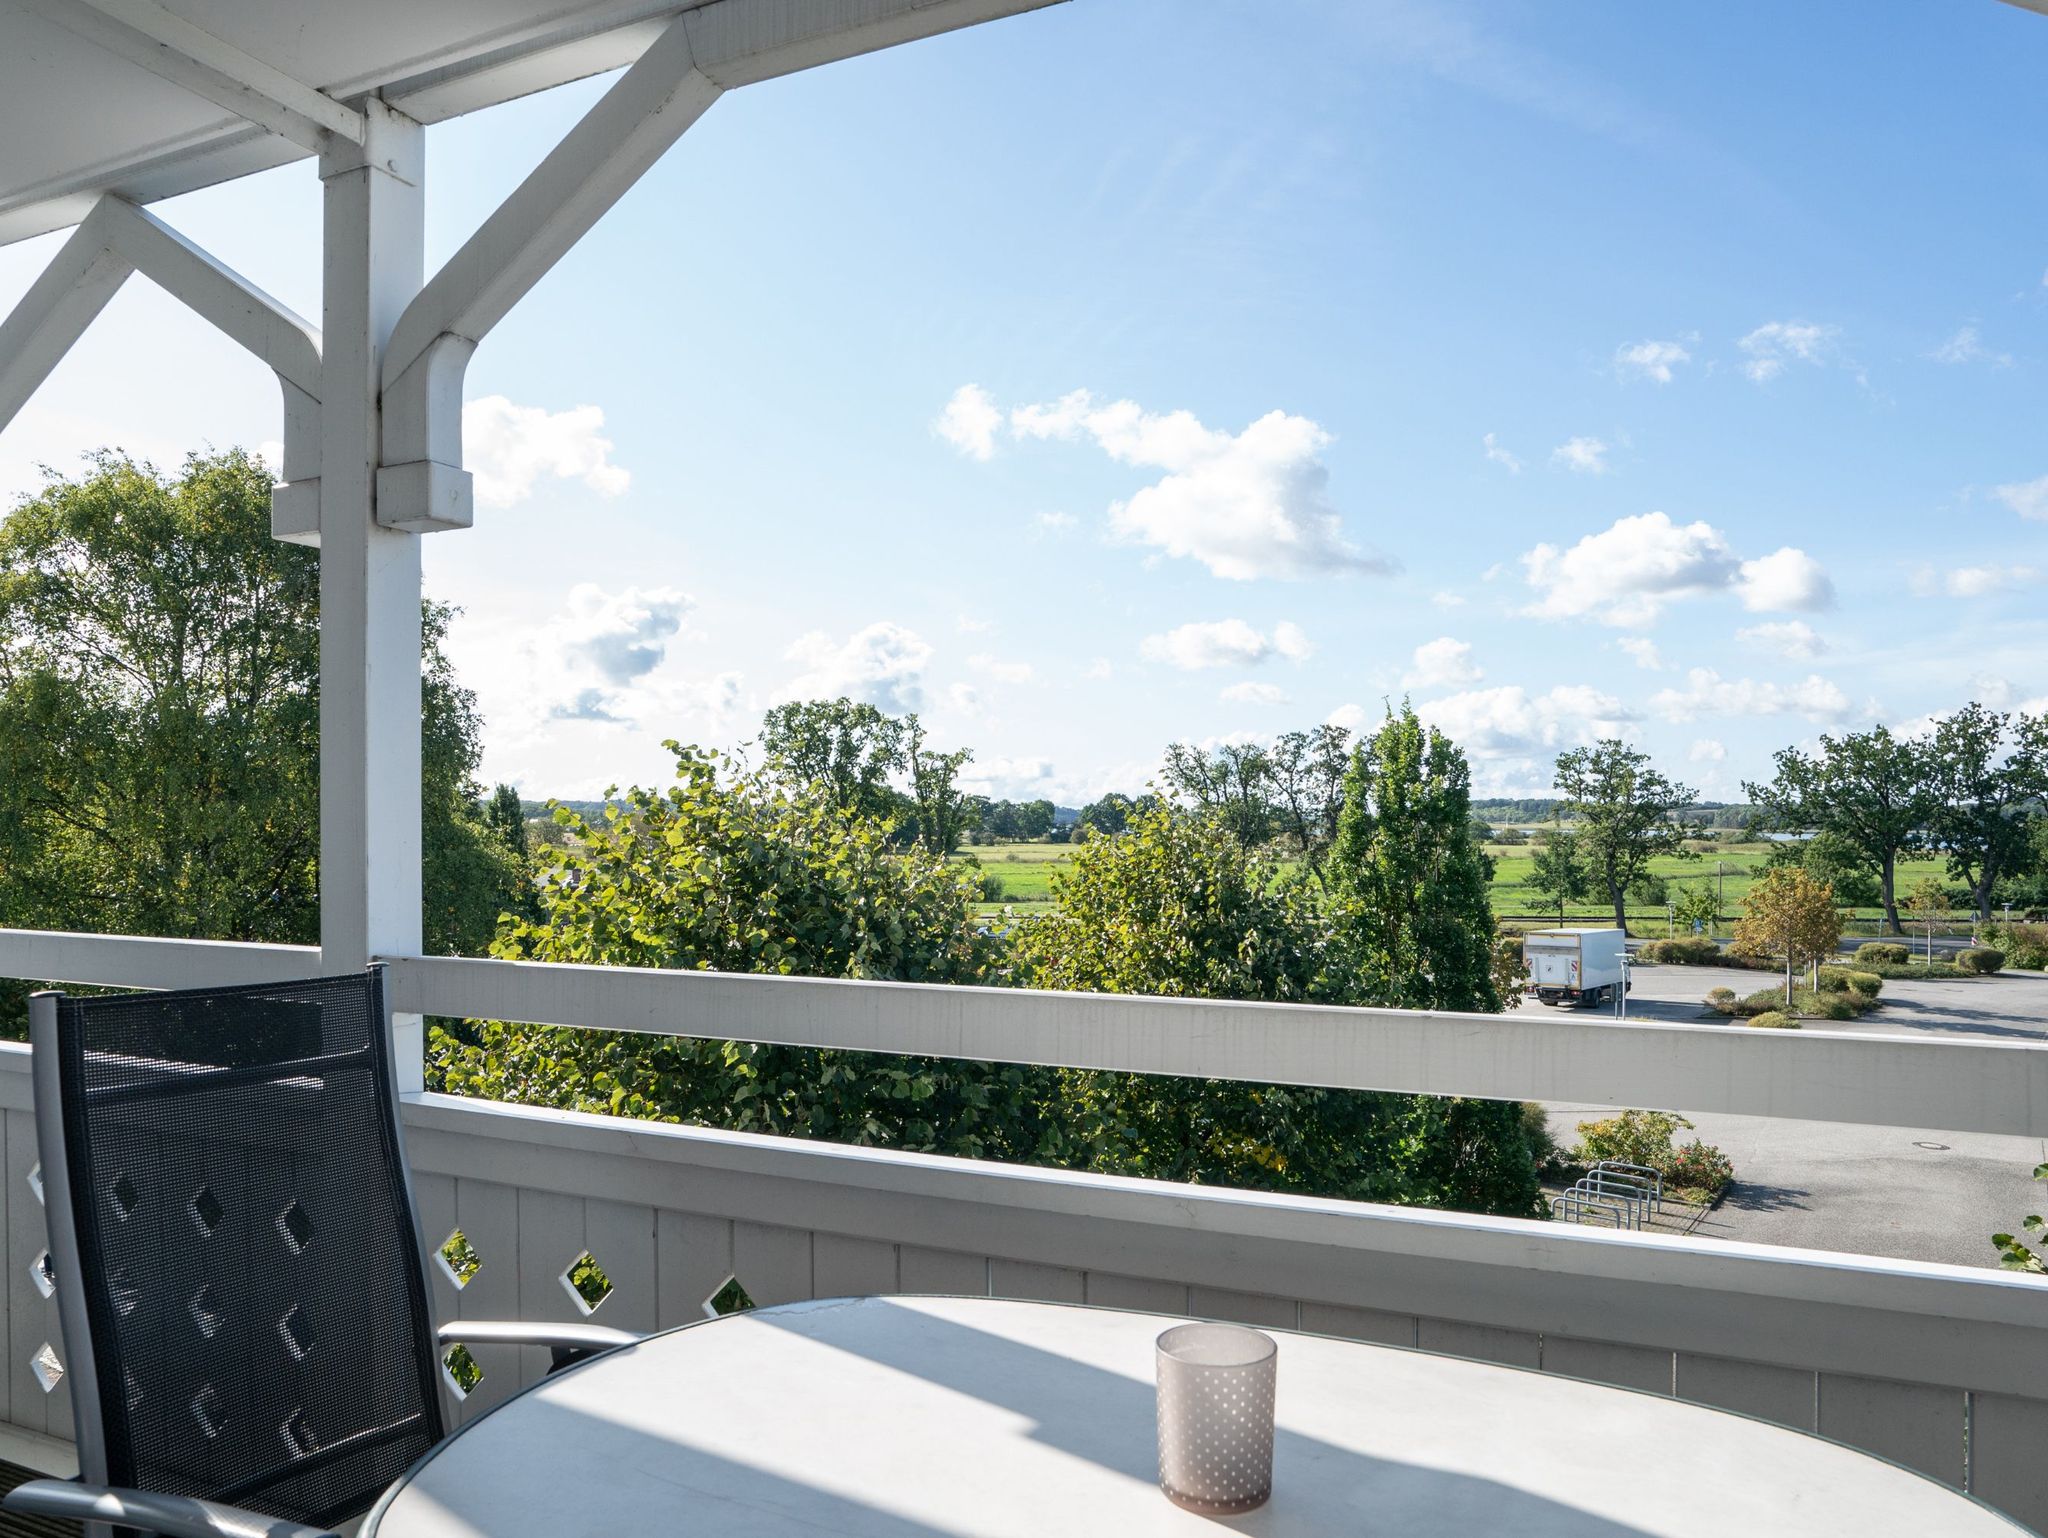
[1154,1322,1278,1515]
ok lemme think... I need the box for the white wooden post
[317,101,428,1088]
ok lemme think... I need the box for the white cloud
[1736,547,1835,612]
[1416,684,1635,758]
[1991,475,2048,522]
[1931,326,2011,367]
[1615,339,1691,384]
[1649,667,1853,722]
[1911,563,2042,598]
[955,614,992,634]
[542,584,693,686]
[1403,636,1482,688]
[1083,658,1114,681]
[968,653,1035,684]
[1551,436,1610,475]
[1430,589,1467,608]
[998,387,1389,580]
[1738,321,1835,383]
[1221,681,1291,705]
[1520,511,1739,627]
[1689,738,1728,763]
[1737,619,1828,659]
[1482,432,1523,474]
[1617,636,1665,670]
[781,621,933,713]
[934,384,1001,460]
[1032,510,1077,535]
[1139,618,1313,670]
[464,396,630,508]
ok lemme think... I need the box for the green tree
[1732,867,1843,1006]
[484,783,530,862]
[1524,829,1591,924]
[1763,830,1881,910]
[1553,740,1698,931]
[1744,725,1934,935]
[1016,801,1540,1215]
[0,451,519,972]
[757,697,907,825]
[1161,739,1274,849]
[1673,883,1718,937]
[902,717,975,854]
[1014,798,1056,841]
[1267,724,1352,878]
[1077,792,1138,838]
[1325,705,1502,1015]
[432,746,1066,1161]
[1927,704,2048,923]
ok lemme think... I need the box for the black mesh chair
[4,968,641,1538]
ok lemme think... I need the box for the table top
[366,1295,2022,1538]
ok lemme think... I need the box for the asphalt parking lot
[1521,959,2048,1268]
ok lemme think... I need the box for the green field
[956,837,1965,932]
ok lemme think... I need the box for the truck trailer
[1525,927,1629,1008]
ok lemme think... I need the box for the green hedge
[1637,936,1722,965]
[1749,1011,1798,1029]
[1855,942,1911,966]
[1958,947,2005,975]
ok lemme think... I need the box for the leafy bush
[1576,1109,1692,1171]
[1638,936,1721,965]
[1958,947,2005,975]
[1574,1110,1737,1199]
[1815,994,1858,1021]
[1749,1011,1798,1029]
[1857,942,1911,965]
[975,871,1006,902]
[1740,986,1789,1016]
[1704,986,1737,1013]
[1992,1161,2048,1273]
[1988,924,2048,971]
[1668,1139,1734,1196]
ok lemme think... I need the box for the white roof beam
[19,0,366,155]
[375,0,1060,535]
[0,193,324,512]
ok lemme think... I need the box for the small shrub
[1816,995,1858,1021]
[1749,1011,1798,1029]
[1575,1109,1692,1172]
[1704,986,1737,1014]
[1668,1139,1734,1196]
[976,872,1006,902]
[1740,986,1788,1017]
[1639,936,1721,966]
[1958,947,2005,976]
[1989,923,2048,971]
[1856,942,1910,966]
[1844,970,1882,998]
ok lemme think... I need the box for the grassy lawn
[958,837,1968,930]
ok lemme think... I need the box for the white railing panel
[0,929,320,992]
[382,952,2048,1138]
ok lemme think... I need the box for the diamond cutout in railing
[704,1276,756,1319]
[560,1251,614,1315]
[191,1384,226,1440]
[441,1343,482,1400]
[26,1162,41,1206]
[188,1284,225,1341]
[110,1268,141,1318]
[190,1186,225,1238]
[281,1408,320,1460]
[28,1250,52,1300]
[30,1344,62,1394]
[436,1230,481,1290]
[123,1367,144,1412]
[278,1199,314,1255]
[278,1304,313,1362]
[109,1173,140,1221]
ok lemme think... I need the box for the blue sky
[3,0,2047,804]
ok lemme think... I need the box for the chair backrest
[29,969,445,1530]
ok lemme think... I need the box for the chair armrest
[1,1479,338,1538]
[438,1318,643,1371]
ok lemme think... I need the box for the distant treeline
[1473,798,1759,830]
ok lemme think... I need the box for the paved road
[1521,962,2048,1267]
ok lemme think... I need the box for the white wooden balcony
[1,928,2045,1532]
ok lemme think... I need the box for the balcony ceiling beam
[18,0,366,154]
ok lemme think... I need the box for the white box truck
[1525,928,1629,1008]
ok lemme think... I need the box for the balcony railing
[2,926,2045,1531]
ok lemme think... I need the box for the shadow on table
[757,1298,1664,1537]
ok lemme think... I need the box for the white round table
[365,1295,2022,1537]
